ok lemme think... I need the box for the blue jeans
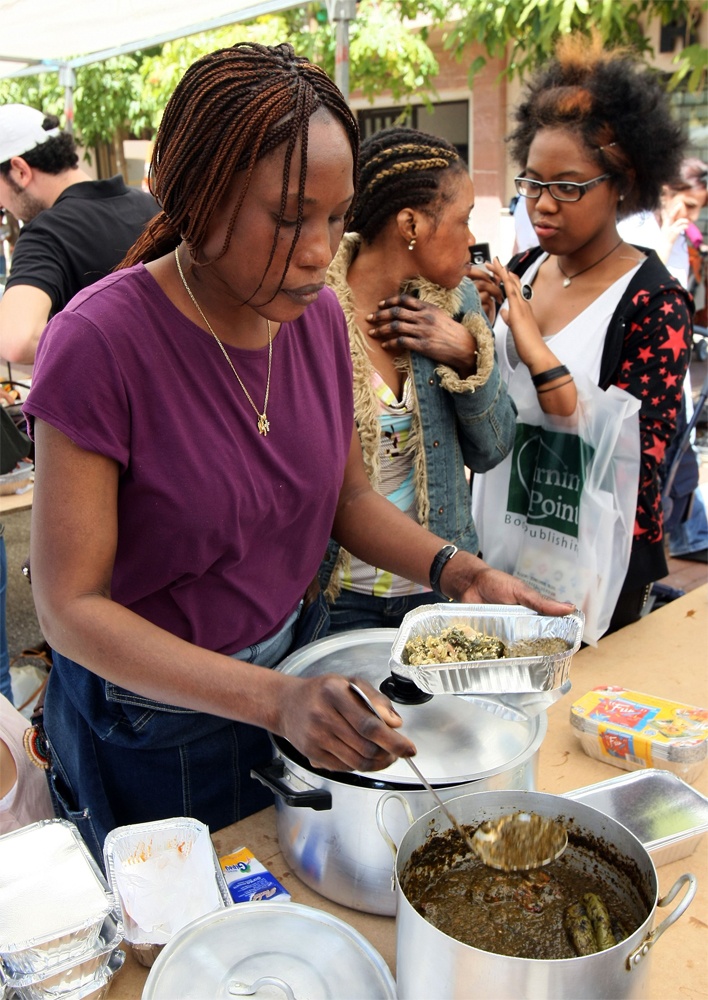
[328,588,441,633]
[43,600,325,868]
[0,533,12,704]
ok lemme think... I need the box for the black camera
[470,242,491,266]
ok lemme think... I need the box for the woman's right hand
[275,673,416,772]
[469,264,504,324]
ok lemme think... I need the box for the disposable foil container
[1,916,121,999]
[7,948,127,1000]
[564,769,708,867]
[0,820,119,977]
[389,604,584,695]
[103,817,231,968]
[570,686,708,781]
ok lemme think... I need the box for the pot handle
[229,977,296,1000]
[375,791,415,891]
[625,873,697,972]
[250,760,332,811]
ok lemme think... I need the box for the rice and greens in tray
[402,625,569,666]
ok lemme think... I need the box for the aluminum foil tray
[103,817,231,968]
[1,916,121,999]
[564,770,708,867]
[389,604,584,695]
[8,948,126,1000]
[570,685,708,782]
[0,820,118,978]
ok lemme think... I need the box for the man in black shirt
[0,103,157,365]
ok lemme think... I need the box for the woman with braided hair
[471,33,693,638]
[22,44,571,858]
[321,126,517,630]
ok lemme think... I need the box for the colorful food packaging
[570,686,708,781]
[219,847,291,904]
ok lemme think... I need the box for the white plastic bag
[473,368,640,644]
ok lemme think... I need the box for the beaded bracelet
[531,364,570,388]
[537,376,574,394]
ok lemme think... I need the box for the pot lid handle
[229,977,297,1000]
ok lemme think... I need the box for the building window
[357,101,469,163]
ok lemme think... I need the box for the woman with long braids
[472,33,693,636]
[22,44,570,858]
[321,126,517,631]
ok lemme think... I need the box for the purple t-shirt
[26,264,354,654]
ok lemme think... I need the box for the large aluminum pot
[251,629,549,916]
[378,788,696,1000]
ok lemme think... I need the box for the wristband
[531,364,570,388]
[536,375,575,394]
[429,544,458,600]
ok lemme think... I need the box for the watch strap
[429,544,458,600]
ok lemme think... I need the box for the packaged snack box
[219,847,291,904]
[570,686,708,782]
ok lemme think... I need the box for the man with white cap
[0,104,156,364]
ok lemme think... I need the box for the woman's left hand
[367,293,477,377]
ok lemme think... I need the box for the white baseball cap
[0,103,60,164]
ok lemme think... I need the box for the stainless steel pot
[378,788,696,1000]
[251,630,548,915]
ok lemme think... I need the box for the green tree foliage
[0,0,703,150]
[443,0,707,88]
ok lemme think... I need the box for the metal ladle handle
[348,683,479,856]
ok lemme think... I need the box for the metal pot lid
[141,901,397,999]
[276,629,545,786]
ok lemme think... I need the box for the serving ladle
[349,682,567,872]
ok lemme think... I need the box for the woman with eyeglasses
[472,33,693,635]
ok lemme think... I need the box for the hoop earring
[408,237,416,251]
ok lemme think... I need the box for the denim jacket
[320,234,517,596]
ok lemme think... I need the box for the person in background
[472,32,693,634]
[22,43,572,863]
[0,104,157,364]
[618,157,707,295]
[0,692,54,833]
[321,126,517,631]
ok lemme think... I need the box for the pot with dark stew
[379,789,696,1000]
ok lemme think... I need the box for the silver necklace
[557,238,623,288]
[174,248,272,436]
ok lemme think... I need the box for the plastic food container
[389,604,584,695]
[570,686,708,781]
[103,817,231,968]
[564,769,708,866]
[0,820,119,978]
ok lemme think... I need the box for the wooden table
[0,485,32,515]
[111,585,708,999]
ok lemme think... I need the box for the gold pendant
[258,414,270,436]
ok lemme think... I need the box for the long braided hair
[121,42,359,281]
[349,126,467,244]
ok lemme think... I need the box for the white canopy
[0,0,302,79]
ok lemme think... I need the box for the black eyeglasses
[514,174,611,203]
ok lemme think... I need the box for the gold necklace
[174,248,272,436]
[557,238,623,288]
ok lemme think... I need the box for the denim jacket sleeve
[422,279,517,472]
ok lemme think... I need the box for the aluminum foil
[564,770,708,867]
[389,604,584,695]
[0,820,118,977]
[8,948,127,1000]
[1,916,120,999]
